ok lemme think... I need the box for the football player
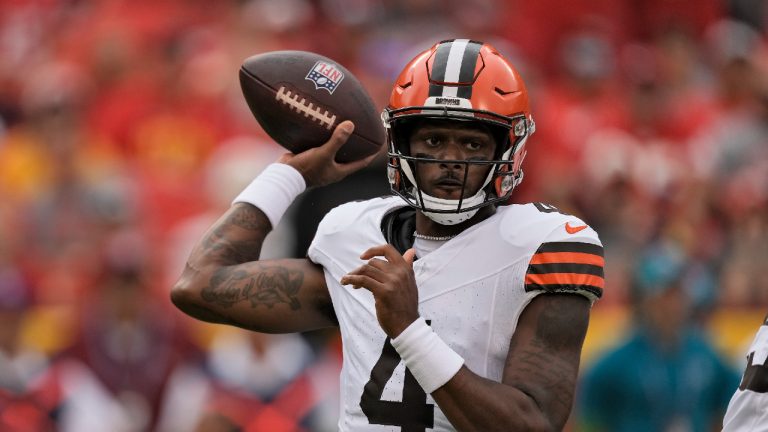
[172,39,604,431]
[723,314,768,431]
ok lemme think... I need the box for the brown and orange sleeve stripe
[525,242,604,300]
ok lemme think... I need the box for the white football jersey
[723,315,768,432]
[308,196,603,431]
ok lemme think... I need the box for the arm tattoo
[229,204,270,231]
[509,338,576,413]
[507,295,589,416]
[202,264,304,310]
[200,205,271,264]
[202,225,264,263]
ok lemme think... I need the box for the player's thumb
[327,120,355,153]
[403,248,416,266]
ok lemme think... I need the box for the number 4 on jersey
[360,336,434,431]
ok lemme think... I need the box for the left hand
[340,245,418,338]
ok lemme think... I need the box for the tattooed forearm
[229,203,271,231]
[504,294,590,420]
[198,205,272,264]
[506,337,577,413]
[201,225,264,263]
[202,264,304,310]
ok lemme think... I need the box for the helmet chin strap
[416,188,487,225]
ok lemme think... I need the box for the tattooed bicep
[504,294,590,376]
[203,263,306,310]
[502,294,590,424]
[197,258,335,332]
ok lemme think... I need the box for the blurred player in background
[172,39,604,431]
[722,314,768,431]
[578,241,738,432]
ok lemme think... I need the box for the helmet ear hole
[488,125,511,160]
[494,164,514,198]
[387,157,401,188]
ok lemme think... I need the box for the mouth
[435,177,463,187]
[432,177,465,197]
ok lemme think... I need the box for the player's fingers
[403,248,416,267]
[364,258,391,272]
[378,244,406,264]
[359,245,387,260]
[340,274,383,291]
[346,260,388,279]
[359,244,401,262]
[322,121,355,155]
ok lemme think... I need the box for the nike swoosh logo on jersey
[565,222,588,234]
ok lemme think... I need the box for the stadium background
[0,0,766,430]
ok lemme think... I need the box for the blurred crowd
[0,0,767,430]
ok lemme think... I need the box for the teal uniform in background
[578,326,739,432]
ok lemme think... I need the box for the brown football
[239,51,385,162]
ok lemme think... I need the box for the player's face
[408,120,496,200]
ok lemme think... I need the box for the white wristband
[390,317,464,394]
[232,163,306,228]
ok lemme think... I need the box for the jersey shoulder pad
[499,202,601,246]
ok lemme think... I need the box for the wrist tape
[232,163,306,228]
[390,317,464,394]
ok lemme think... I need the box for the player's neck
[414,206,496,238]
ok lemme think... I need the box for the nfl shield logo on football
[305,61,345,94]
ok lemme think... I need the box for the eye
[465,141,483,151]
[424,136,441,147]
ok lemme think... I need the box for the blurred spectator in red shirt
[38,231,202,431]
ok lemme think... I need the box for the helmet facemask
[384,109,534,225]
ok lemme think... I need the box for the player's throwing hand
[341,246,418,338]
[279,121,378,188]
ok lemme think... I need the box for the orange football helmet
[382,39,535,224]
